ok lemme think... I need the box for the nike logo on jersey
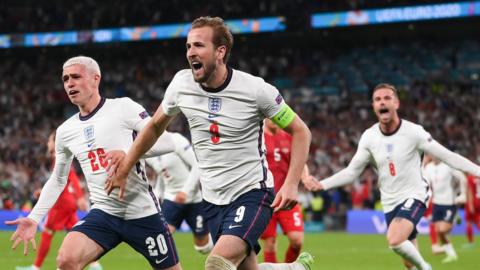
[208,113,219,119]
[228,224,242,229]
[155,256,169,264]
[87,142,95,148]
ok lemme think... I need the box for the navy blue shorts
[202,188,274,255]
[161,199,209,236]
[385,198,426,241]
[71,209,179,268]
[432,204,457,223]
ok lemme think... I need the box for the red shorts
[261,204,303,239]
[44,207,78,231]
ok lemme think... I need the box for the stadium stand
[1,0,479,230]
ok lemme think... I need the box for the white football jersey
[146,132,202,203]
[423,162,466,205]
[29,97,176,222]
[322,119,480,212]
[161,68,286,205]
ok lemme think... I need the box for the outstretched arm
[422,139,480,177]
[6,132,73,255]
[320,135,370,191]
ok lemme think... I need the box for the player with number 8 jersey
[316,84,480,270]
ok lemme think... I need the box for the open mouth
[191,61,203,71]
[379,108,389,114]
[69,90,79,95]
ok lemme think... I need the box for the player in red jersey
[16,132,102,270]
[465,174,480,247]
[260,119,317,263]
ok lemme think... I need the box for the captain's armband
[270,103,296,129]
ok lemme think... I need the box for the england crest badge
[208,97,222,113]
[84,125,95,141]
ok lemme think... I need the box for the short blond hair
[63,56,101,76]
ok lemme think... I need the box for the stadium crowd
[0,0,458,33]
[1,38,479,229]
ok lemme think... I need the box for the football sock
[285,244,301,263]
[34,231,54,268]
[391,241,430,270]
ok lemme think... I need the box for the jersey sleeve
[28,130,74,223]
[417,127,480,177]
[120,97,151,132]
[321,131,371,190]
[161,71,182,116]
[256,81,287,119]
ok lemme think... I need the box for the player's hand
[104,152,129,200]
[174,191,187,204]
[104,150,126,178]
[302,175,323,191]
[271,182,299,212]
[5,217,38,255]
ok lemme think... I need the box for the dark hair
[372,83,398,99]
[191,16,234,63]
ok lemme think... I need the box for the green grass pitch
[1,231,478,269]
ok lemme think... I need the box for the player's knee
[263,237,276,252]
[386,234,404,247]
[288,236,303,250]
[205,255,237,270]
[56,250,80,270]
[195,235,214,255]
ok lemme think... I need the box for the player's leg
[122,211,181,270]
[34,228,55,268]
[435,221,457,262]
[424,200,441,254]
[262,237,278,263]
[160,199,186,234]
[203,189,314,270]
[203,188,274,269]
[432,205,457,262]
[278,205,304,263]
[185,202,213,254]
[260,213,279,263]
[57,209,123,270]
[386,199,431,270]
[57,232,105,270]
[207,237,313,270]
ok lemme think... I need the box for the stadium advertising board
[312,1,480,28]
[347,209,480,235]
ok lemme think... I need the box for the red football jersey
[467,175,480,209]
[50,166,84,212]
[264,129,292,193]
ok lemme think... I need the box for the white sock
[258,262,306,270]
[195,235,214,254]
[443,243,457,257]
[391,241,429,270]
